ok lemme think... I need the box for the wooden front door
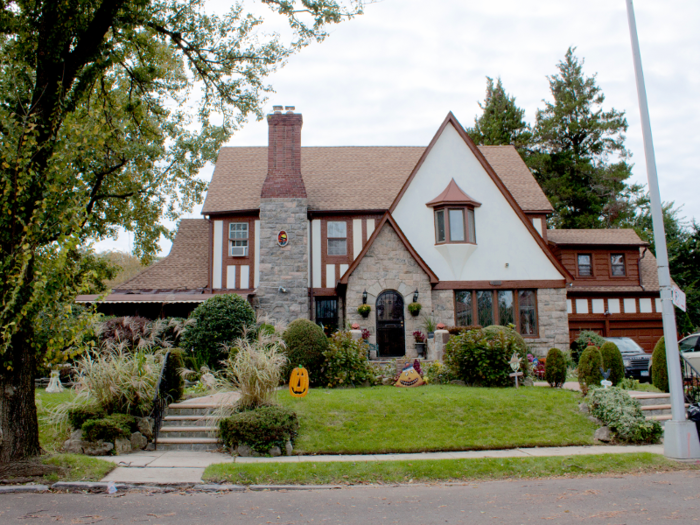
[376,291,405,357]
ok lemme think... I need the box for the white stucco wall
[392,123,564,281]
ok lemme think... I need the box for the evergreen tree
[467,77,531,149]
[529,48,633,228]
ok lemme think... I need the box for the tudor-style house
[78,108,664,354]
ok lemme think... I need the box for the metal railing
[149,351,173,450]
[680,355,700,405]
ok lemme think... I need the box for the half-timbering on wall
[78,108,663,354]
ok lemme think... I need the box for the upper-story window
[611,254,626,276]
[229,222,249,257]
[327,221,347,256]
[427,179,479,245]
[577,254,592,276]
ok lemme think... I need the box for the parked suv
[602,337,651,382]
[678,333,700,370]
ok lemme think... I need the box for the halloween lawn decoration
[289,365,309,398]
[395,362,424,388]
[509,352,523,388]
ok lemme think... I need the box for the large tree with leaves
[529,48,634,229]
[0,0,363,461]
[466,77,531,149]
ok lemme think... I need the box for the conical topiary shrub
[578,345,603,393]
[651,336,669,393]
[599,341,625,386]
[544,347,567,388]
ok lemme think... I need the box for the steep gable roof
[389,112,572,282]
[114,219,210,292]
[339,213,439,285]
[202,146,550,214]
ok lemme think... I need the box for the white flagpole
[625,0,700,459]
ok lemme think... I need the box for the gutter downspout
[639,246,647,291]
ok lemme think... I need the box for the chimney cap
[285,106,296,113]
[272,105,283,114]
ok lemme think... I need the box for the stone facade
[430,289,455,328]
[346,223,432,358]
[527,287,569,356]
[257,198,309,325]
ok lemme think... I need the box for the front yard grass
[203,452,687,485]
[36,388,74,453]
[41,454,115,482]
[278,385,597,454]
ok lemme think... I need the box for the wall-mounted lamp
[362,290,368,304]
[278,286,288,293]
[413,289,419,303]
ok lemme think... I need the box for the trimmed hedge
[219,405,299,454]
[182,294,256,369]
[282,319,329,386]
[544,348,567,387]
[578,345,603,392]
[322,331,374,388]
[651,336,669,392]
[68,405,106,430]
[572,330,606,364]
[81,414,136,443]
[599,341,625,386]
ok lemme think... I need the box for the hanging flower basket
[408,302,422,316]
[357,304,371,318]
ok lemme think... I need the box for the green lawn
[36,388,74,453]
[203,453,685,485]
[42,454,115,482]
[277,385,597,454]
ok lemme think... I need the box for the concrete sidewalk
[101,444,664,484]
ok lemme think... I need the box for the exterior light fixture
[362,290,368,304]
[413,289,419,303]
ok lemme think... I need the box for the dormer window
[427,179,479,245]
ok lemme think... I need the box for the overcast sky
[95,0,700,256]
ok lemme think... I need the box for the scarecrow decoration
[395,362,424,388]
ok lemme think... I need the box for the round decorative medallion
[277,230,289,247]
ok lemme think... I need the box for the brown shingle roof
[548,229,647,246]
[202,145,551,214]
[115,219,210,292]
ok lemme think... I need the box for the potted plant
[423,315,437,338]
[357,304,371,318]
[407,302,422,317]
[413,330,427,358]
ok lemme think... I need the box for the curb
[48,481,343,493]
[0,485,49,494]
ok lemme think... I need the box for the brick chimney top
[261,107,307,199]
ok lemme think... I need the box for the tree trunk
[0,326,40,462]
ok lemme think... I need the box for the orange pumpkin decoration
[289,366,309,398]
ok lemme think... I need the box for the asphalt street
[2,470,699,524]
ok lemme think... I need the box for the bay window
[434,206,476,244]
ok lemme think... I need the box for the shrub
[577,345,603,392]
[424,361,454,385]
[544,348,567,387]
[599,341,625,386]
[218,332,287,409]
[322,331,374,388]
[162,348,185,403]
[572,330,606,364]
[219,405,299,454]
[586,387,663,443]
[67,405,106,430]
[651,336,669,392]
[182,294,256,369]
[444,326,530,387]
[446,326,480,336]
[81,414,136,443]
[282,319,329,386]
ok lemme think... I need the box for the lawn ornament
[395,362,424,387]
[289,366,309,397]
[509,352,523,388]
[46,370,64,393]
[600,368,612,389]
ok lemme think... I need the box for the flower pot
[360,310,370,318]
[414,342,426,358]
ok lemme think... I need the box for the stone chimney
[261,106,307,199]
[257,106,309,325]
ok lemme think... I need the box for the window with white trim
[229,223,249,257]
[327,221,347,256]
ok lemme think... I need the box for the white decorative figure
[509,352,524,388]
[46,370,64,393]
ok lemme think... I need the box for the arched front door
[376,291,405,357]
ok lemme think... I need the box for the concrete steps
[629,392,689,426]
[155,402,223,451]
